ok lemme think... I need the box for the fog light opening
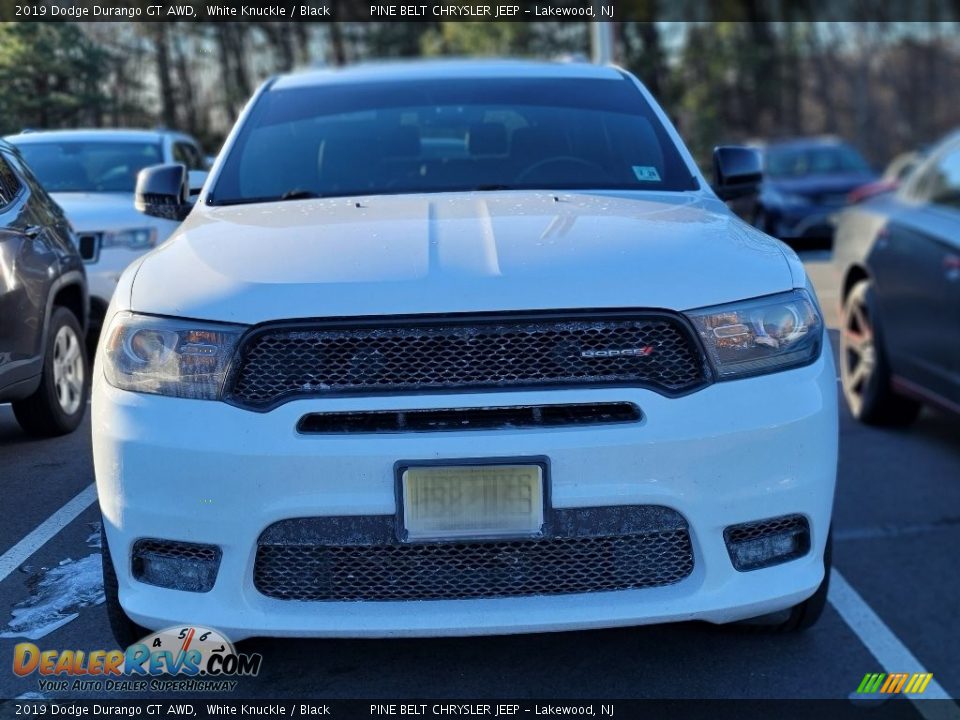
[724,515,811,572]
[131,539,221,593]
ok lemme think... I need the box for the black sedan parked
[0,139,89,436]
[753,137,876,243]
[834,130,960,425]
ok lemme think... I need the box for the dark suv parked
[0,139,89,436]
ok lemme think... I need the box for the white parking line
[830,569,960,714]
[0,483,97,584]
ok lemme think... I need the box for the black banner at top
[3,0,960,22]
[6,0,608,22]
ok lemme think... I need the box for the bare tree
[147,22,177,129]
[173,27,199,135]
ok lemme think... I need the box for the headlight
[102,312,246,399]
[100,228,157,250]
[685,290,823,379]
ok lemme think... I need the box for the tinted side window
[0,154,24,208]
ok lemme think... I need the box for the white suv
[93,61,837,644]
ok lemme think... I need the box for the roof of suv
[4,128,184,144]
[273,59,626,90]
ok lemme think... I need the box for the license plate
[400,464,544,541]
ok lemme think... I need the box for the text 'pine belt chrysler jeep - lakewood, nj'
[92,60,838,645]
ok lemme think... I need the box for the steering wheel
[515,156,607,184]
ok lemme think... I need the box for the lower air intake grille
[296,402,642,434]
[132,539,221,593]
[254,506,694,602]
[723,514,811,571]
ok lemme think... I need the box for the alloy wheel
[840,290,876,416]
[52,325,85,415]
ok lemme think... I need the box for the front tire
[13,307,89,437]
[101,522,148,649]
[740,530,832,633]
[777,531,832,632]
[840,279,921,426]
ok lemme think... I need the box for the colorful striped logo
[856,673,934,694]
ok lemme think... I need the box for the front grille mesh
[227,314,706,408]
[254,507,694,602]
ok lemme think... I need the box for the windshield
[765,144,871,178]
[14,141,164,193]
[210,77,698,205]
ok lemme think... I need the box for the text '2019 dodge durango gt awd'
[92,60,838,644]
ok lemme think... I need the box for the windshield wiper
[210,185,541,207]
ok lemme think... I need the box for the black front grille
[254,506,694,602]
[227,313,707,409]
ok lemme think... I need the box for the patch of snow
[0,554,104,640]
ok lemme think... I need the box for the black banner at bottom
[0,698,953,720]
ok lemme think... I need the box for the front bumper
[92,342,837,640]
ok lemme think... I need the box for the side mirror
[712,146,763,201]
[134,164,191,222]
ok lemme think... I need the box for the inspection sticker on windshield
[633,166,661,182]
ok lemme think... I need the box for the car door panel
[870,205,959,409]
[0,198,57,391]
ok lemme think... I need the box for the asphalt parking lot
[0,252,958,704]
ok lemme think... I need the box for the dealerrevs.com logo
[12,625,262,693]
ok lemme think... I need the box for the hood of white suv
[52,192,179,240]
[127,191,795,324]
